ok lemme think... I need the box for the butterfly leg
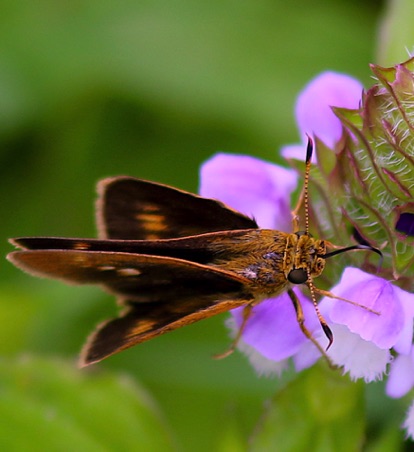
[288,288,337,370]
[213,303,254,360]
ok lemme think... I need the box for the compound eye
[288,268,308,284]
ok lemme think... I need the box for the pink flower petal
[322,267,404,349]
[386,350,414,398]
[326,324,391,382]
[230,290,319,363]
[199,153,297,230]
[392,286,414,355]
[280,143,317,163]
[296,72,363,148]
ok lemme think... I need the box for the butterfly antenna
[304,136,313,236]
[291,136,313,233]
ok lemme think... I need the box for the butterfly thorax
[208,229,324,298]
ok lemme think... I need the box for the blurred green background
[2,0,406,450]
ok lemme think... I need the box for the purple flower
[281,71,363,160]
[227,290,321,376]
[386,293,414,399]
[322,268,405,348]
[386,350,414,399]
[318,267,414,382]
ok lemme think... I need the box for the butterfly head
[285,232,326,285]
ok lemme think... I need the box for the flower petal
[386,350,414,398]
[227,318,290,377]
[326,324,391,382]
[280,143,317,163]
[295,72,363,148]
[293,336,323,371]
[321,267,404,349]
[230,290,320,364]
[392,286,414,355]
[199,153,298,230]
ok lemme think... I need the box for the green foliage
[0,356,175,451]
[252,366,366,451]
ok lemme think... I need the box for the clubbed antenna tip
[306,135,313,164]
[322,323,334,350]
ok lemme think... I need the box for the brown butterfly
[7,140,380,367]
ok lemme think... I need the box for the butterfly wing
[8,249,252,365]
[8,177,259,365]
[7,249,252,302]
[96,177,258,240]
[80,294,249,366]
[10,228,255,267]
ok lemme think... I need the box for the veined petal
[295,71,363,148]
[199,153,298,230]
[321,267,405,349]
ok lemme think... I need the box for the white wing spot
[73,242,90,250]
[118,268,142,276]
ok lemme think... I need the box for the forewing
[80,294,250,366]
[10,229,254,267]
[96,177,258,240]
[7,249,251,303]
[8,247,253,365]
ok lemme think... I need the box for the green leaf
[0,356,176,451]
[251,364,365,452]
